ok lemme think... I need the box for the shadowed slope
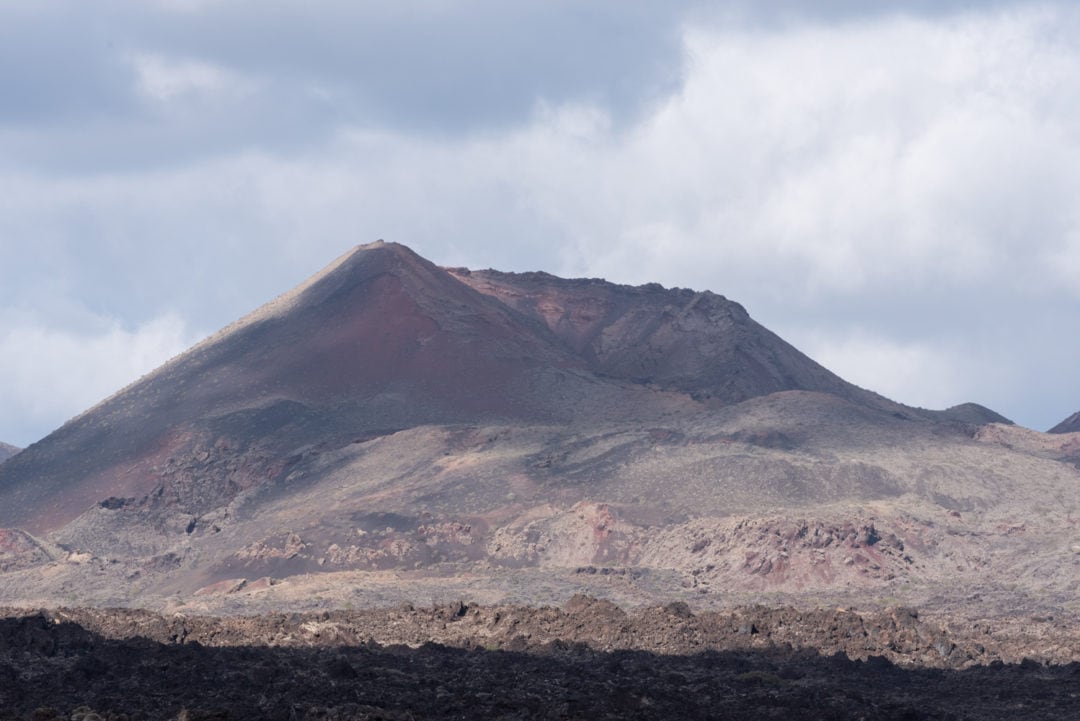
[449,269,1014,428]
[0,443,18,465]
[450,269,896,411]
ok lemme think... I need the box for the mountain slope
[0,242,695,535]
[448,268,1010,428]
[0,443,18,464]
[1049,411,1080,434]
[449,268,877,407]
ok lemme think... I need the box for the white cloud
[130,52,259,104]
[0,311,198,446]
[791,330,984,411]
[548,8,1080,299]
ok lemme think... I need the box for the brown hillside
[0,242,693,534]
[449,268,1009,429]
[450,268,877,407]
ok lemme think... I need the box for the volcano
[0,242,696,534]
[0,241,902,535]
[0,242,1075,615]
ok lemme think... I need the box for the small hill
[1049,411,1080,434]
[934,403,1013,426]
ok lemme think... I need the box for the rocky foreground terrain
[2,598,1079,720]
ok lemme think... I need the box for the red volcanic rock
[447,268,864,406]
[448,268,1017,428]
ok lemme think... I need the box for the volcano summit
[0,242,1076,617]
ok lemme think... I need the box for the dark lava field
[2,601,1078,721]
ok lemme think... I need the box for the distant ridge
[0,443,19,464]
[935,403,1013,427]
[1049,410,1080,434]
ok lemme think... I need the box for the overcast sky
[2,0,1078,446]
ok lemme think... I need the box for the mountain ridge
[0,242,1070,616]
[0,443,18,464]
[1049,410,1080,434]
[448,267,1013,428]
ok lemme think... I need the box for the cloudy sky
[2,0,1079,446]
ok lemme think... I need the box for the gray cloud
[142,1,690,129]
[0,4,136,125]
[0,308,195,446]
[2,1,694,174]
[5,0,1022,172]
